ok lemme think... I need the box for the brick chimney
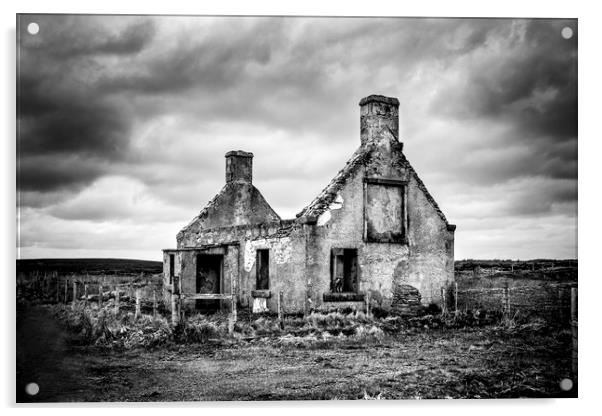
[359,95,400,145]
[225,150,253,184]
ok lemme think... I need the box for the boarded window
[169,254,175,285]
[256,249,269,290]
[364,178,407,243]
[330,248,358,293]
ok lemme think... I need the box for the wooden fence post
[503,285,510,318]
[571,287,578,377]
[135,288,141,319]
[558,287,565,324]
[178,296,183,323]
[229,292,237,335]
[365,291,372,318]
[278,291,284,330]
[64,279,69,304]
[171,276,180,326]
[72,281,77,309]
[98,283,103,308]
[55,277,60,303]
[84,284,88,308]
[454,282,459,315]
[153,289,157,319]
[441,287,447,315]
[115,284,120,311]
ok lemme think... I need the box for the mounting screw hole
[27,22,39,35]
[559,378,573,391]
[561,27,573,40]
[25,382,39,396]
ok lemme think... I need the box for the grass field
[16,258,162,276]
[16,303,576,402]
[15,258,578,401]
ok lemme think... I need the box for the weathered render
[163,95,455,315]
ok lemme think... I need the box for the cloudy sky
[16,15,577,261]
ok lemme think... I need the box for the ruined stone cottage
[163,95,455,314]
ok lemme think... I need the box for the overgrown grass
[52,302,172,349]
[51,301,554,350]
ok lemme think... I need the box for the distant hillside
[454,259,577,281]
[455,259,577,271]
[16,258,163,276]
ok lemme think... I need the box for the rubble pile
[391,284,423,317]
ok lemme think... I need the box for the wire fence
[450,279,576,326]
[16,272,165,314]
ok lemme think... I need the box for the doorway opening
[196,254,223,311]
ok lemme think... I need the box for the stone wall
[165,221,310,313]
[306,138,454,310]
[163,96,455,315]
[308,166,408,310]
[454,275,577,324]
[404,172,455,304]
[164,149,454,314]
[240,230,307,313]
[177,183,281,246]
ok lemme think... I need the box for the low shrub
[424,303,442,315]
[353,324,385,341]
[52,301,552,349]
[371,307,389,319]
[52,303,172,349]
[173,320,223,343]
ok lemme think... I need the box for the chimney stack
[225,150,253,184]
[359,95,400,145]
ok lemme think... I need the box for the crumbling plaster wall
[172,245,240,312]
[402,173,455,304]
[177,183,280,247]
[242,231,307,312]
[307,166,409,310]
[162,250,181,304]
[172,221,309,313]
[307,142,454,309]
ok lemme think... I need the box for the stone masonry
[163,94,456,314]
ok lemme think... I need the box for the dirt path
[16,305,576,402]
[17,305,86,402]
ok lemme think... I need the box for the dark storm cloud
[17,154,106,192]
[101,18,508,139]
[97,18,278,95]
[447,138,578,187]
[16,16,578,259]
[19,15,156,59]
[18,74,129,158]
[17,15,157,193]
[17,73,128,191]
[507,183,576,217]
[432,19,577,141]
[419,19,577,191]
[72,17,506,147]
